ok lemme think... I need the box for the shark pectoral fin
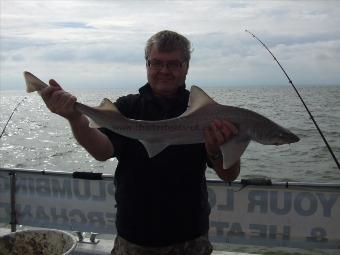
[88,118,101,128]
[139,140,169,158]
[220,136,251,169]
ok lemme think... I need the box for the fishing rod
[0,97,27,139]
[245,29,340,170]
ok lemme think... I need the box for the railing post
[9,172,17,232]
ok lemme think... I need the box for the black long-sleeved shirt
[100,83,210,246]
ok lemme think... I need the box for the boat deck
[0,227,254,255]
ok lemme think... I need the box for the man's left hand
[203,119,238,157]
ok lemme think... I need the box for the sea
[1,86,340,255]
[1,85,340,184]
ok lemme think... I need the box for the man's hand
[204,119,238,157]
[204,119,240,182]
[39,79,81,121]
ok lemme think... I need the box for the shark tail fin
[23,71,49,93]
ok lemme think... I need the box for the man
[40,30,240,255]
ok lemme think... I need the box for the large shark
[24,71,299,169]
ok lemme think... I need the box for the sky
[1,0,340,90]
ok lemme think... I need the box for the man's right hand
[39,79,82,121]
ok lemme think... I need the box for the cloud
[1,0,340,90]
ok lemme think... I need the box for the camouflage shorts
[111,235,213,255]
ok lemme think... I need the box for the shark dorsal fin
[95,98,120,113]
[181,85,216,117]
[88,98,121,128]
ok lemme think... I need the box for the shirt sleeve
[97,95,135,159]
[98,127,127,158]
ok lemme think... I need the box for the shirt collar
[139,83,189,105]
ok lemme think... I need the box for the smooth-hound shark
[24,71,299,169]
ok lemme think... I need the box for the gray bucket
[0,229,77,255]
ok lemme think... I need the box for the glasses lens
[167,61,182,71]
[147,60,162,70]
[147,60,184,71]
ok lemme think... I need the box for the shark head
[253,121,300,145]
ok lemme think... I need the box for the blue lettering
[249,224,266,239]
[73,180,91,200]
[92,181,106,201]
[0,174,9,193]
[228,223,245,238]
[208,187,216,208]
[210,221,229,236]
[270,191,292,215]
[217,189,234,211]
[51,179,72,199]
[51,208,68,224]
[88,212,105,228]
[36,179,51,197]
[269,225,290,240]
[317,193,338,217]
[69,209,87,224]
[307,227,328,243]
[248,190,267,213]
[294,192,317,216]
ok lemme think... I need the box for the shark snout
[275,130,300,145]
[290,133,300,143]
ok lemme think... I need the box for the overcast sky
[1,0,340,90]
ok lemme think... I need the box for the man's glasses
[146,59,186,72]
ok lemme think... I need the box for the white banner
[0,170,116,234]
[207,182,340,248]
[1,169,340,249]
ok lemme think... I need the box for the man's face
[146,46,189,97]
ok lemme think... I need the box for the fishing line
[245,29,340,170]
[0,97,27,139]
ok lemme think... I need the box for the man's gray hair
[145,30,192,63]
